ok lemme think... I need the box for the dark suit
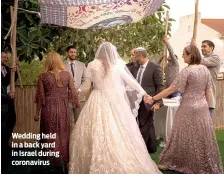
[126,62,138,75]
[132,60,163,153]
[1,65,18,173]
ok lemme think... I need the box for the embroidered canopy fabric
[40,0,164,29]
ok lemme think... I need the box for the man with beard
[132,47,163,153]
[126,48,137,74]
[63,46,86,123]
[200,40,220,117]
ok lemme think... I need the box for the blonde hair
[44,51,65,87]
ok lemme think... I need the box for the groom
[63,46,86,123]
[132,47,163,153]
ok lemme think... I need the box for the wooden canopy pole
[192,0,199,41]
[10,0,23,91]
[162,11,169,83]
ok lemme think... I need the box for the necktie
[2,66,7,77]
[70,63,74,78]
[137,65,143,84]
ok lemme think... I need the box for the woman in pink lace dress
[145,45,223,174]
[35,52,80,170]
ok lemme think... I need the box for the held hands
[143,95,160,111]
[144,94,154,105]
[143,94,151,101]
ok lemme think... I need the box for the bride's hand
[143,94,152,102]
[144,95,154,105]
[143,94,150,100]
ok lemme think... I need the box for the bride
[69,42,161,174]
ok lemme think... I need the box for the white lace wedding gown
[69,59,161,174]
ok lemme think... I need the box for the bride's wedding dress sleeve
[79,78,92,99]
[78,63,93,99]
[119,67,146,96]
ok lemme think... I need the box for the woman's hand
[191,39,197,46]
[34,113,40,121]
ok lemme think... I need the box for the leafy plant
[2,0,175,85]
[51,3,175,63]
[2,0,56,62]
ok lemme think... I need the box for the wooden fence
[12,80,224,142]
[213,79,224,129]
[12,86,39,143]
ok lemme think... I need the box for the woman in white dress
[69,42,161,174]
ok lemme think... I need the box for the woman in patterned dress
[145,44,223,174]
[35,51,80,171]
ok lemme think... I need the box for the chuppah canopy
[40,0,164,29]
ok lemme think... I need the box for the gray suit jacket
[201,53,220,108]
[64,59,86,103]
[63,59,86,89]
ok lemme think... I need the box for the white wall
[169,13,223,72]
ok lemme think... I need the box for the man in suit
[132,47,164,153]
[126,48,136,67]
[63,46,86,123]
[126,48,138,74]
[1,51,17,173]
[200,40,220,117]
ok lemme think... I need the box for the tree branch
[4,8,41,40]
[17,8,41,17]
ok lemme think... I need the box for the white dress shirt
[67,59,76,65]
